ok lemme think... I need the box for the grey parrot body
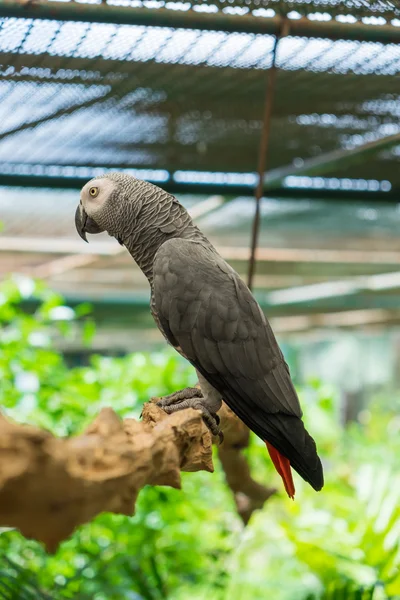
[75,173,324,495]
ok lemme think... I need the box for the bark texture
[0,401,274,551]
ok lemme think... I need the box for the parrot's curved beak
[75,203,104,242]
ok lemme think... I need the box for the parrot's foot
[156,388,223,443]
[156,387,202,408]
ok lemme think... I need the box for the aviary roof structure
[2,0,400,347]
[0,0,400,196]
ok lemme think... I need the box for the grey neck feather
[124,202,208,285]
[95,174,212,285]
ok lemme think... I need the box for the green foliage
[0,558,52,600]
[0,277,238,599]
[306,582,378,600]
[1,276,400,600]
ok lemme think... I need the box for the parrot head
[75,178,109,242]
[76,172,192,255]
[75,172,150,244]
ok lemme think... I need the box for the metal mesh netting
[1,9,400,193]
[197,0,398,18]
[8,1,397,20]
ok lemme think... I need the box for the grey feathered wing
[152,238,323,491]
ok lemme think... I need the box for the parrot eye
[89,186,99,198]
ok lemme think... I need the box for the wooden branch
[0,401,274,552]
[0,404,212,552]
[217,404,276,524]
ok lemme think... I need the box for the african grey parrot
[75,173,324,498]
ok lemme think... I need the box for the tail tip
[265,441,296,500]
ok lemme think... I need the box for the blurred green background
[1,277,399,600]
[2,0,400,597]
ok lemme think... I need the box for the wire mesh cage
[0,0,400,195]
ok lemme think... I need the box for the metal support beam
[248,28,282,290]
[28,253,105,280]
[223,247,400,266]
[48,270,331,289]
[5,237,400,266]
[0,2,399,44]
[0,172,398,202]
[188,195,224,220]
[264,131,400,190]
[22,285,400,317]
[267,271,400,307]
[0,237,119,255]
[1,128,399,199]
[271,309,400,334]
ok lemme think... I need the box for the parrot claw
[194,402,221,438]
[156,387,222,441]
[156,387,202,408]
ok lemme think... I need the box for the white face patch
[80,178,117,217]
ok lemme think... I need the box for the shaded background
[1,1,400,599]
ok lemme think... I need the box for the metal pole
[0,2,399,45]
[247,24,285,291]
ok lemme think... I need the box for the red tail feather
[265,441,295,499]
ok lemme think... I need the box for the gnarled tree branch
[217,404,276,523]
[0,400,275,551]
